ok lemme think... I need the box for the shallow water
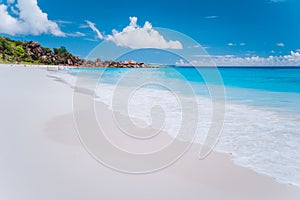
[51,66,300,187]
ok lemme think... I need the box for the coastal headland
[0,36,158,68]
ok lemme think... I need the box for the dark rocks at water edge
[0,36,84,66]
[22,41,84,66]
[83,59,158,68]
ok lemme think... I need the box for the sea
[49,66,300,187]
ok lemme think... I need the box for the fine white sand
[0,64,300,200]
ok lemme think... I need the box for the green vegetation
[0,36,25,62]
[54,46,68,56]
[0,36,83,65]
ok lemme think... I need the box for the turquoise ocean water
[52,67,300,187]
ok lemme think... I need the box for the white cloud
[7,0,15,4]
[269,0,287,3]
[0,0,65,36]
[106,16,183,49]
[177,51,300,66]
[277,42,285,47]
[85,20,103,39]
[0,4,21,34]
[55,20,72,25]
[205,16,218,19]
[176,59,186,65]
[84,38,99,42]
[228,42,245,46]
[74,32,86,37]
[67,31,86,37]
[217,52,300,66]
[188,44,201,48]
[79,24,89,29]
[287,51,300,59]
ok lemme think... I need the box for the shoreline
[48,64,300,188]
[3,63,300,69]
[0,62,162,69]
[0,64,300,199]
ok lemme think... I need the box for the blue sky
[0,0,300,66]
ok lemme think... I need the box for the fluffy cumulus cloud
[106,17,183,49]
[0,0,65,36]
[177,51,300,66]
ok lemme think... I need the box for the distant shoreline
[2,63,300,70]
[0,63,162,70]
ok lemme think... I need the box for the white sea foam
[50,70,300,188]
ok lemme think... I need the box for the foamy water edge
[48,70,300,188]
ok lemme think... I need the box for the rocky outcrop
[83,59,155,68]
[0,36,157,68]
[21,42,151,68]
[22,41,84,66]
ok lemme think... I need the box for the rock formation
[0,36,158,68]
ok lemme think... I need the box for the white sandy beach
[0,64,300,200]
